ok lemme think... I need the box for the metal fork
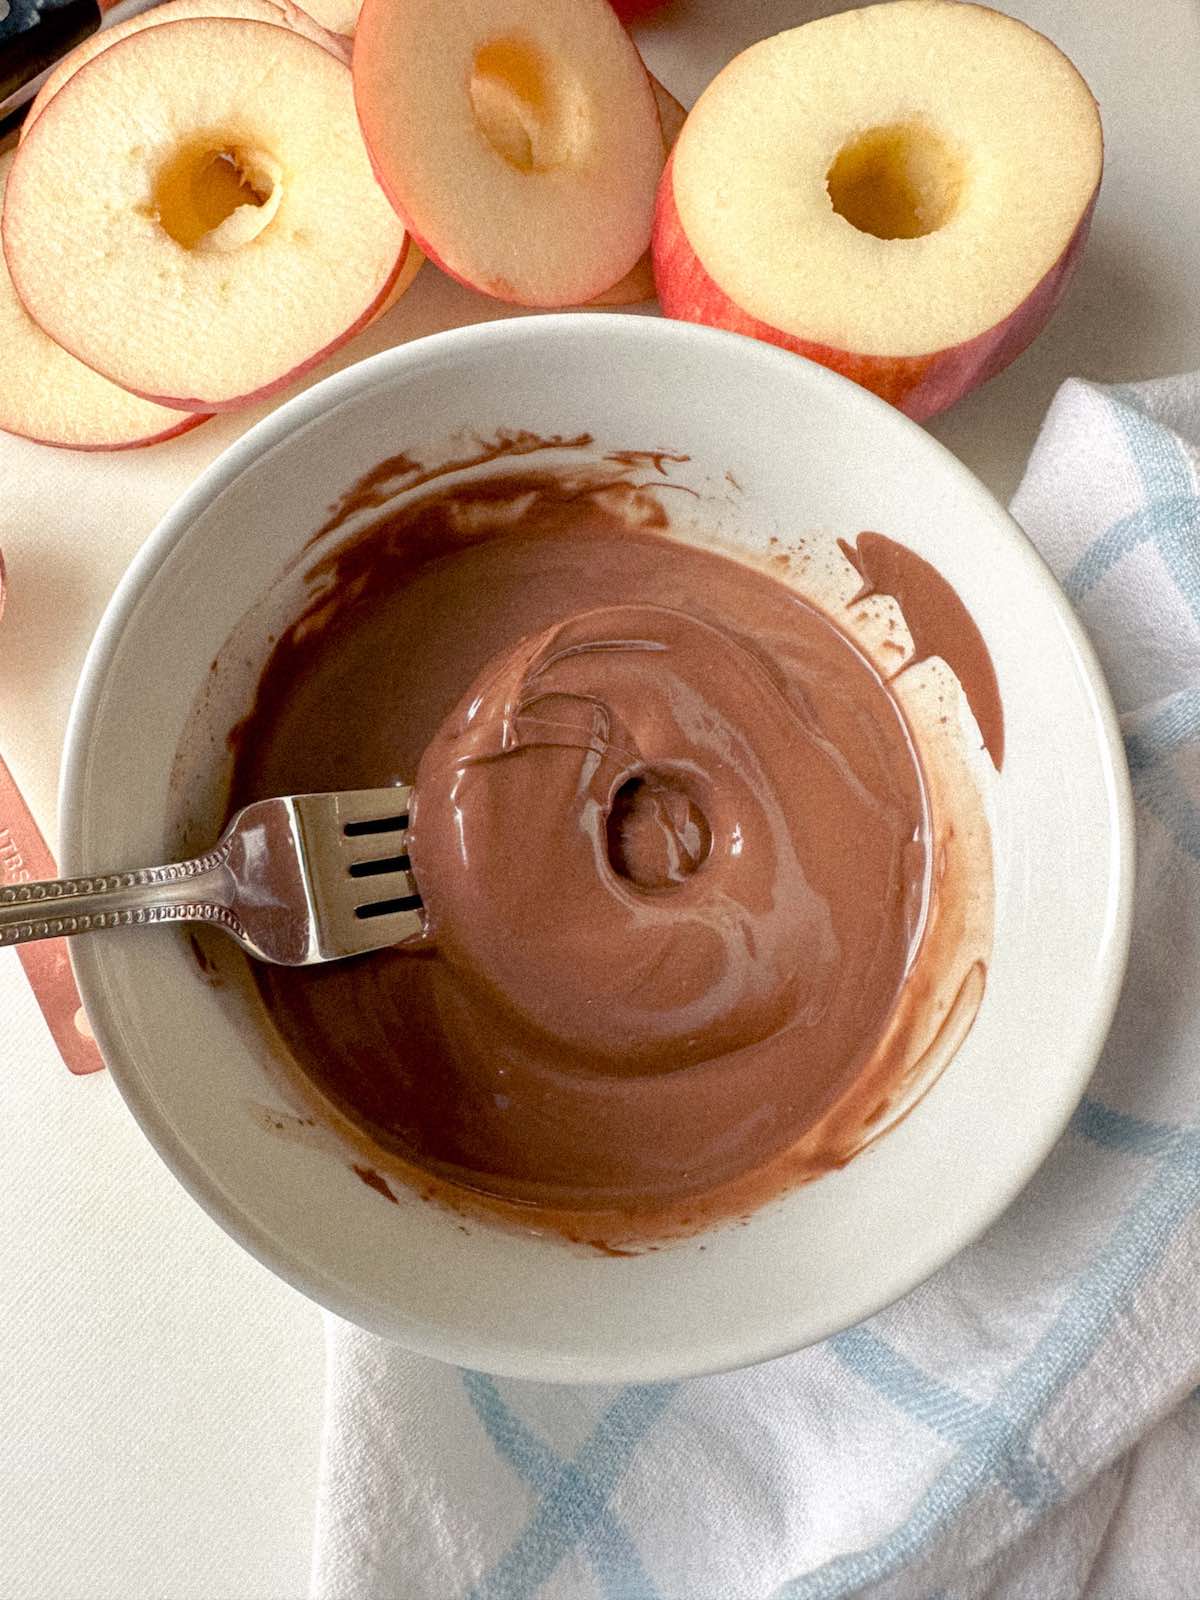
[0,787,422,965]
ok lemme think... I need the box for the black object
[1,0,102,104]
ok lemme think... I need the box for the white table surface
[1,2,1196,1596]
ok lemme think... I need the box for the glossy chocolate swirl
[229,472,933,1225]
[411,602,927,1082]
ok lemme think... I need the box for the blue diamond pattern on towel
[311,377,1200,1600]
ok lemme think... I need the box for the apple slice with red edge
[0,151,208,451]
[589,73,684,307]
[4,17,409,412]
[372,242,425,319]
[22,0,347,136]
[353,0,663,307]
[652,1,1102,421]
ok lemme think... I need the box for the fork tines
[337,787,421,920]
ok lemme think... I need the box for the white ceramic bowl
[61,316,1133,1382]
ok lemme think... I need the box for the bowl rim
[59,313,1136,1381]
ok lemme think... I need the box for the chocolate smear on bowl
[215,456,997,1251]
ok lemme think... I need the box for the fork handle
[0,848,238,949]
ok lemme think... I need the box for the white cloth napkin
[310,372,1200,1600]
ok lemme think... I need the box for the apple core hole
[826,121,964,241]
[152,142,283,251]
[470,35,586,173]
[606,772,712,891]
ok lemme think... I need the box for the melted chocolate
[839,532,1004,770]
[229,472,942,1234]
[308,430,595,547]
[352,1164,400,1205]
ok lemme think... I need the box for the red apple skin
[652,151,1099,422]
[350,7,517,300]
[352,8,665,309]
[45,234,413,413]
[3,409,210,452]
[351,89,548,304]
[3,66,411,415]
[359,166,493,301]
[387,122,665,308]
[21,0,352,138]
[354,95,658,308]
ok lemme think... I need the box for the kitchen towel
[311,374,1200,1600]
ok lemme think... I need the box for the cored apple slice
[653,1,1102,420]
[0,152,206,451]
[589,73,684,307]
[4,17,409,412]
[22,0,347,136]
[353,0,663,307]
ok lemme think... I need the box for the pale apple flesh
[588,73,684,308]
[3,18,409,413]
[0,152,208,451]
[353,0,664,307]
[655,155,1098,422]
[22,0,347,136]
[653,1,1103,419]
